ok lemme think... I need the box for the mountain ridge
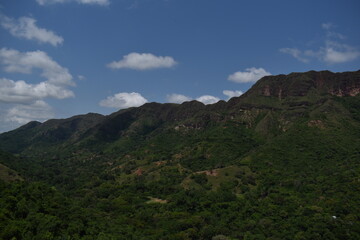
[0,70,359,239]
[0,70,359,155]
[2,70,359,135]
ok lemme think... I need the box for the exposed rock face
[329,87,360,97]
[263,85,271,96]
[349,88,360,96]
[243,70,360,98]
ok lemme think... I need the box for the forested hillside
[0,70,359,239]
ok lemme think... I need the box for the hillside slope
[0,70,359,239]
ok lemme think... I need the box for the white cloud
[107,52,177,70]
[0,48,74,131]
[0,49,74,104]
[0,15,63,46]
[166,93,220,105]
[196,95,220,105]
[228,67,271,83]
[280,24,360,64]
[0,48,74,86]
[99,92,148,109]
[166,93,192,104]
[36,0,110,6]
[322,41,360,64]
[223,90,243,100]
[5,100,54,125]
[0,78,74,104]
[279,48,309,63]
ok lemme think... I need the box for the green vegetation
[0,70,359,239]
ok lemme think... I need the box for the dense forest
[0,70,359,239]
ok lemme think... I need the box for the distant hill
[0,70,359,239]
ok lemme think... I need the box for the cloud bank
[0,48,74,128]
[107,52,177,70]
[0,15,63,46]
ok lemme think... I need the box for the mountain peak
[239,70,360,100]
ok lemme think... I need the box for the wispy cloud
[0,15,63,46]
[280,23,360,64]
[107,52,177,70]
[321,22,334,30]
[99,92,148,109]
[228,67,271,83]
[279,48,309,63]
[78,75,86,80]
[36,0,110,6]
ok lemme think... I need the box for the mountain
[0,70,359,239]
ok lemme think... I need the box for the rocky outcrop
[242,70,360,99]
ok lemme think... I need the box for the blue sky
[0,0,359,132]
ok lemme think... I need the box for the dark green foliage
[335,96,360,121]
[191,173,208,185]
[0,70,359,239]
